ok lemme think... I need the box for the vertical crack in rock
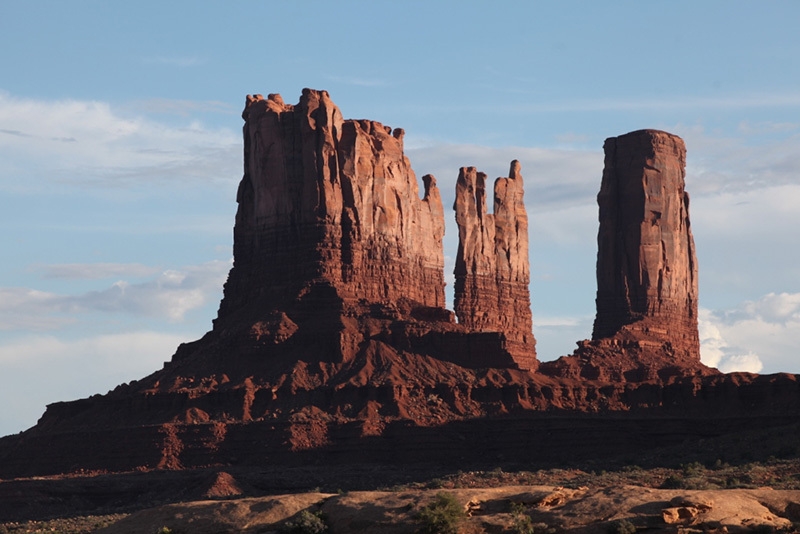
[454,161,537,370]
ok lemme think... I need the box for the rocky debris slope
[542,129,711,382]
[454,161,536,370]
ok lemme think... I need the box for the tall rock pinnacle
[592,129,699,360]
[540,129,709,381]
[218,90,446,330]
[453,161,537,370]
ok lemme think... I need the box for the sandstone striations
[454,161,536,370]
[1,94,793,489]
[222,90,446,322]
[206,89,522,368]
[542,129,711,381]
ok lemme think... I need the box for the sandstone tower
[592,129,699,360]
[540,129,707,381]
[210,89,529,369]
[218,90,446,329]
[453,161,537,370]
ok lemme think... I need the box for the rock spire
[540,129,708,381]
[453,161,537,370]
[592,129,699,359]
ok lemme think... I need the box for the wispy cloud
[126,98,236,117]
[406,143,603,213]
[0,92,240,192]
[0,260,230,330]
[531,93,800,113]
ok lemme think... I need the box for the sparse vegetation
[283,509,328,534]
[509,502,535,534]
[608,519,636,534]
[417,492,465,534]
[0,514,126,534]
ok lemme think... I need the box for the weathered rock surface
[202,89,521,369]
[454,161,537,370]
[224,90,446,318]
[593,129,699,356]
[542,129,711,381]
[0,95,796,486]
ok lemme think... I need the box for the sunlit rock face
[219,89,446,328]
[453,161,537,370]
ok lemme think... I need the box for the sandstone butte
[1,89,799,482]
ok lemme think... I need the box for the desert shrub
[660,475,684,489]
[417,492,465,534]
[608,519,636,534]
[509,502,535,534]
[682,461,705,477]
[283,509,328,534]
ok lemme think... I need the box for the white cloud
[0,331,188,436]
[679,126,800,195]
[718,353,763,374]
[700,293,800,375]
[0,92,240,192]
[0,260,230,330]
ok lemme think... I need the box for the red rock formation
[453,161,537,370]
[2,100,783,487]
[542,129,709,381]
[218,90,446,332]
[592,129,699,355]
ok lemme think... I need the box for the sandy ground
[87,485,800,533]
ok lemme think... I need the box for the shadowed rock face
[592,129,699,359]
[540,129,710,381]
[453,161,536,370]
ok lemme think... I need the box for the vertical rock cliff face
[592,129,699,359]
[541,129,710,381]
[453,161,537,370]
[217,90,447,330]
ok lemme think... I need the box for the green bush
[608,519,636,534]
[509,502,535,534]
[283,509,328,534]
[417,492,465,534]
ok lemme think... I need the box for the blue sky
[2,1,800,436]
